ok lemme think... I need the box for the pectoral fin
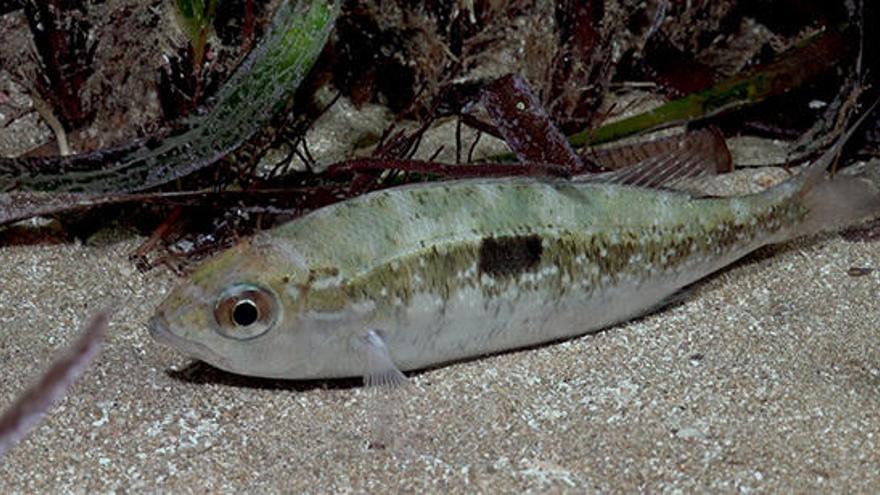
[359,329,408,388]
[356,329,409,450]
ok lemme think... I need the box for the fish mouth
[147,313,232,370]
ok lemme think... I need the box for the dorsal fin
[584,127,731,173]
[583,128,730,189]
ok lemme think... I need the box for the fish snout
[147,309,236,373]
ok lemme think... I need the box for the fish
[148,103,880,383]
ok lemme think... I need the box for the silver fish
[149,107,880,382]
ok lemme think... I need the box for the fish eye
[233,299,259,326]
[213,284,279,340]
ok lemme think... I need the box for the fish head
[148,238,317,378]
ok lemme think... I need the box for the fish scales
[285,179,794,311]
[150,175,821,379]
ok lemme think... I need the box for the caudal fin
[800,174,880,236]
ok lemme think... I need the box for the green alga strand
[484,25,849,165]
[569,26,849,147]
[0,0,339,192]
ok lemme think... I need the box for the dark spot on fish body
[478,235,543,277]
[308,266,340,280]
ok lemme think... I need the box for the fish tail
[798,174,880,237]
[793,98,880,237]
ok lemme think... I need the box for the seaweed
[20,0,97,132]
[0,0,875,266]
[0,310,110,458]
[570,25,854,146]
[0,0,339,192]
[480,74,588,173]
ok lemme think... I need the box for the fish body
[149,159,879,379]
